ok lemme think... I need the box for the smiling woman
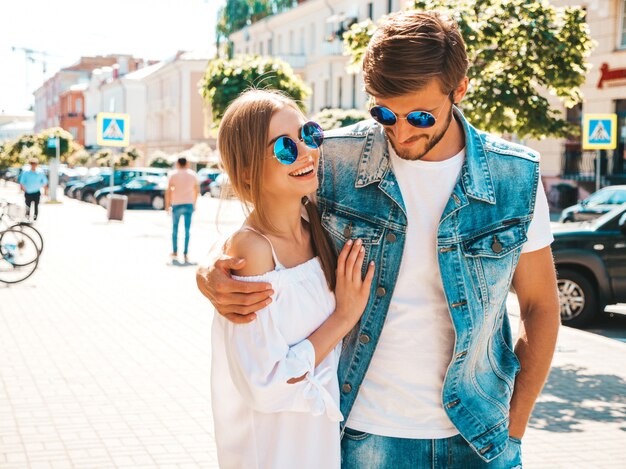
[209,89,375,468]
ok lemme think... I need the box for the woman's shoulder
[226,228,275,277]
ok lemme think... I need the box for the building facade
[0,110,34,144]
[59,84,86,145]
[530,0,626,200]
[142,51,212,157]
[229,0,409,114]
[33,55,142,135]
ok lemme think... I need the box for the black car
[198,169,221,196]
[552,204,626,327]
[75,168,167,203]
[559,186,626,223]
[94,176,167,210]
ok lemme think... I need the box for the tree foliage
[0,127,78,167]
[343,0,594,139]
[216,0,295,45]
[94,147,142,168]
[200,55,310,121]
[312,108,370,130]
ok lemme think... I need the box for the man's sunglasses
[369,95,451,128]
[272,121,324,165]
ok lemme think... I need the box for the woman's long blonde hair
[218,89,336,289]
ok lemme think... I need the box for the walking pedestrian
[165,157,199,263]
[18,158,48,221]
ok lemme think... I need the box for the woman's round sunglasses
[272,121,324,165]
[369,94,452,128]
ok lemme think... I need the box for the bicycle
[0,227,39,284]
[0,200,44,254]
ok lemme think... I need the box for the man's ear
[452,77,470,105]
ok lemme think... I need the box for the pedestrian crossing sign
[583,113,617,150]
[96,112,130,147]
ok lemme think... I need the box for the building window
[310,23,316,54]
[69,127,78,139]
[387,0,393,14]
[76,98,83,114]
[619,0,626,48]
[310,82,315,112]
[259,41,264,55]
[338,77,343,108]
[324,79,330,108]
[268,38,273,55]
[289,31,295,54]
[300,28,305,55]
[277,34,282,54]
[367,2,373,19]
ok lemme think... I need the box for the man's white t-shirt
[345,145,554,439]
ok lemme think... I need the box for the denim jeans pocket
[342,427,371,441]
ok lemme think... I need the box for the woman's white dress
[211,241,342,469]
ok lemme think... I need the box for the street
[1,184,625,468]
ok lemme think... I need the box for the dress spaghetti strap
[240,226,286,271]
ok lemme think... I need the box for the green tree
[216,0,295,47]
[0,127,79,167]
[312,108,370,130]
[200,55,310,121]
[343,0,594,139]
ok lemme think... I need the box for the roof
[123,62,165,81]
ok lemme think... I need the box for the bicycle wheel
[10,222,44,254]
[0,231,39,284]
[0,228,39,267]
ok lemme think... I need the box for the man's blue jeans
[172,204,194,255]
[341,428,522,469]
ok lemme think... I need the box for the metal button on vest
[376,287,386,297]
[452,194,461,204]
[386,232,396,243]
[359,334,370,344]
[342,383,352,393]
[491,236,503,253]
[343,225,352,237]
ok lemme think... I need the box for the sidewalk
[1,184,625,468]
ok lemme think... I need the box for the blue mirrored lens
[407,111,436,128]
[302,121,324,148]
[273,137,298,164]
[370,106,397,126]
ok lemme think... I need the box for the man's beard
[388,107,454,161]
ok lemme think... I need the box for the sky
[0,0,225,113]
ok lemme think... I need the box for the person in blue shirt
[18,158,48,220]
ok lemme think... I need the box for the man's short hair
[363,10,469,97]
[29,158,39,165]
[177,157,187,167]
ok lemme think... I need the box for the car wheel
[562,215,573,223]
[151,195,165,210]
[97,196,109,208]
[557,268,598,328]
[82,191,96,204]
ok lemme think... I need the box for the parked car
[75,168,167,203]
[560,185,626,223]
[94,176,168,210]
[552,204,626,327]
[209,173,232,198]
[1,167,20,182]
[198,169,222,196]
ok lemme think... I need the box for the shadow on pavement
[529,365,626,433]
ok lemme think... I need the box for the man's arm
[164,178,173,211]
[196,240,275,323]
[508,245,560,439]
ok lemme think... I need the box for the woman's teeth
[289,164,314,177]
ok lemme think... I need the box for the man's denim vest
[317,108,540,462]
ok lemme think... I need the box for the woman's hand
[334,239,375,326]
